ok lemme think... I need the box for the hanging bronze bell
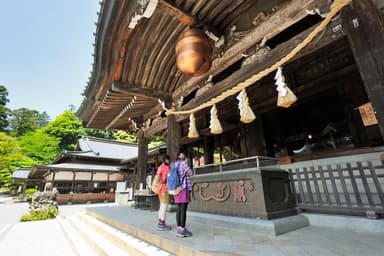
[175,28,213,77]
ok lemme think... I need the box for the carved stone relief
[193,179,256,203]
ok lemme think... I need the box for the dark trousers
[176,203,188,228]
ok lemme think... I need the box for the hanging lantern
[187,113,199,138]
[237,89,256,124]
[175,28,213,76]
[210,104,223,134]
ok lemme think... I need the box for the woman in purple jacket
[174,152,193,238]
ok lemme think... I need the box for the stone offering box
[190,167,296,220]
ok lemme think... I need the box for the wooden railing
[57,193,115,204]
[288,161,384,218]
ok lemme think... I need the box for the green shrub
[25,188,38,195]
[20,205,59,222]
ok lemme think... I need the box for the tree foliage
[113,130,138,143]
[149,135,166,148]
[43,111,85,150]
[19,130,60,164]
[8,108,50,136]
[84,128,114,140]
[0,132,35,190]
[35,111,50,128]
[111,130,165,148]
[0,85,10,131]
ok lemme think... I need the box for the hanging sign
[357,102,378,126]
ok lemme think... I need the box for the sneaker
[184,228,192,237]
[157,223,171,231]
[176,228,192,238]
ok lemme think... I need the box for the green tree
[44,111,85,150]
[8,108,50,136]
[0,132,35,190]
[0,85,10,131]
[35,111,50,128]
[149,135,166,148]
[113,130,138,143]
[19,130,60,164]
[84,128,114,139]
[112,131,165,148]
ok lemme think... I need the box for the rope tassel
[210,104,223,134]
[237,89,256,124]
[275,67,297,108]
[187,113,199,138]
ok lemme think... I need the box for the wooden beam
[113,29,132,81]
[112,82,171,100]
[158,0,195,25]
[143,103,164,121]
[157,0,222,36]
[172,0,329,101]
[254,64,358,113]
[341,0,384,138]
[143,118,167,138]
[175,17,345,122]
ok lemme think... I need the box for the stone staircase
[58,212,172,256]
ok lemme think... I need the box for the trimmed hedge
[25,188,38,195]
[20,205,59,222]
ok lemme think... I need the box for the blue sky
[0,1,100,120]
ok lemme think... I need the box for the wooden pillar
[90,172,94,192]
[137,129,148,189]
[22,183,27,195]
[51,171,56,183]
[242,115,267,157]
[240,124,249,158]
[72,171,76,193]
[204,136,214,164]
[341,0,384,138]
[166,114,181,161]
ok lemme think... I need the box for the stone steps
[59,212,171,256]
[57,216,97,256]
[85,208,207,256]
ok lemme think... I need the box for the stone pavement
[0,201,115,256]
[87,205,384,256]
[0,219,75,256]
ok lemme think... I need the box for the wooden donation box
[190,167,296,220]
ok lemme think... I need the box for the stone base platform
[188,211,309,236]
[84,205,384,256]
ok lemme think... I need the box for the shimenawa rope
[166,0,352,116]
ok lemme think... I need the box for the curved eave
[77,0,135,122]
[78,0,283,132]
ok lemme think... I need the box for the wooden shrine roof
[78,0,335,133]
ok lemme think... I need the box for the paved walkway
[87,205,384,256]
[0,219,75,256]
[1,198,383,255]
[0,198,114,256]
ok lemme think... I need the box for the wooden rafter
[111,82,171,100]
[158,0,222,36]
[172,0,330,101]
[158,0,195,25]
